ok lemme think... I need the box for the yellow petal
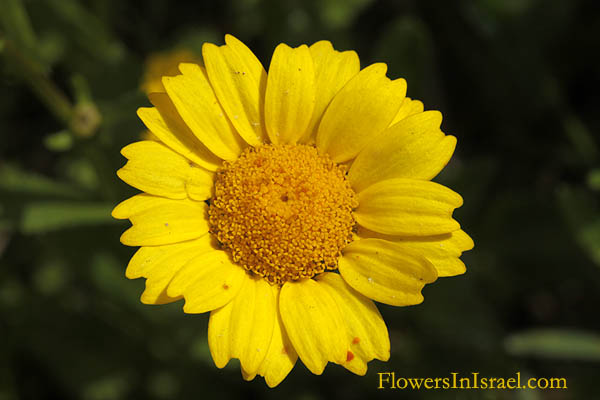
[162,63,246,160]
[202,35,267,146]
[208,275,276,375]
[241,368,256,382]
[140,129,160,142]
[117,141,213,200]
[167,248,247,313]
[137,92,221,171]
[186,167,215,201]
[349,111,457,192]
[342,343,367,375]
[338,238,438,306]
[316,63,406,162]
[301,41,360,143]
[355,178,462,236]
[389,97,424,126]
[127,235,214,304]
[112,193,166,219]
[316,272,390,375]
[126,239,203,279]
[256,287,298,388]
[113,194,209,246]
[356,227,474,277]
[264,44,315,144]
[207,296,234,369]
[279,279,346,375]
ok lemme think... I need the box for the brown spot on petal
[222,284,229,290]
[352,337,360,345]
[346,351,355,362]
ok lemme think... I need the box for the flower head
[113,35,473,387]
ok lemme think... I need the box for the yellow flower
[113,35,473,387]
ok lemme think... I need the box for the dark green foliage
[1,0,599,398]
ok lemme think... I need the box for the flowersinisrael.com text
[377,372,567,390]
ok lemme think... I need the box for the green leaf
[505,329,600,361]
[0,164,84,198]
[20,201,117,234]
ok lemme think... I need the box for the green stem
[1,37,73,126]
[0,0,36,52]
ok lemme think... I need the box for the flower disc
[209,144,358,285]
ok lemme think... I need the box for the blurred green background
[1,0,600,399]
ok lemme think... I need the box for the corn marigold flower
[113,35,473,387]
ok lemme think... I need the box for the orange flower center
[209,144,357,285]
